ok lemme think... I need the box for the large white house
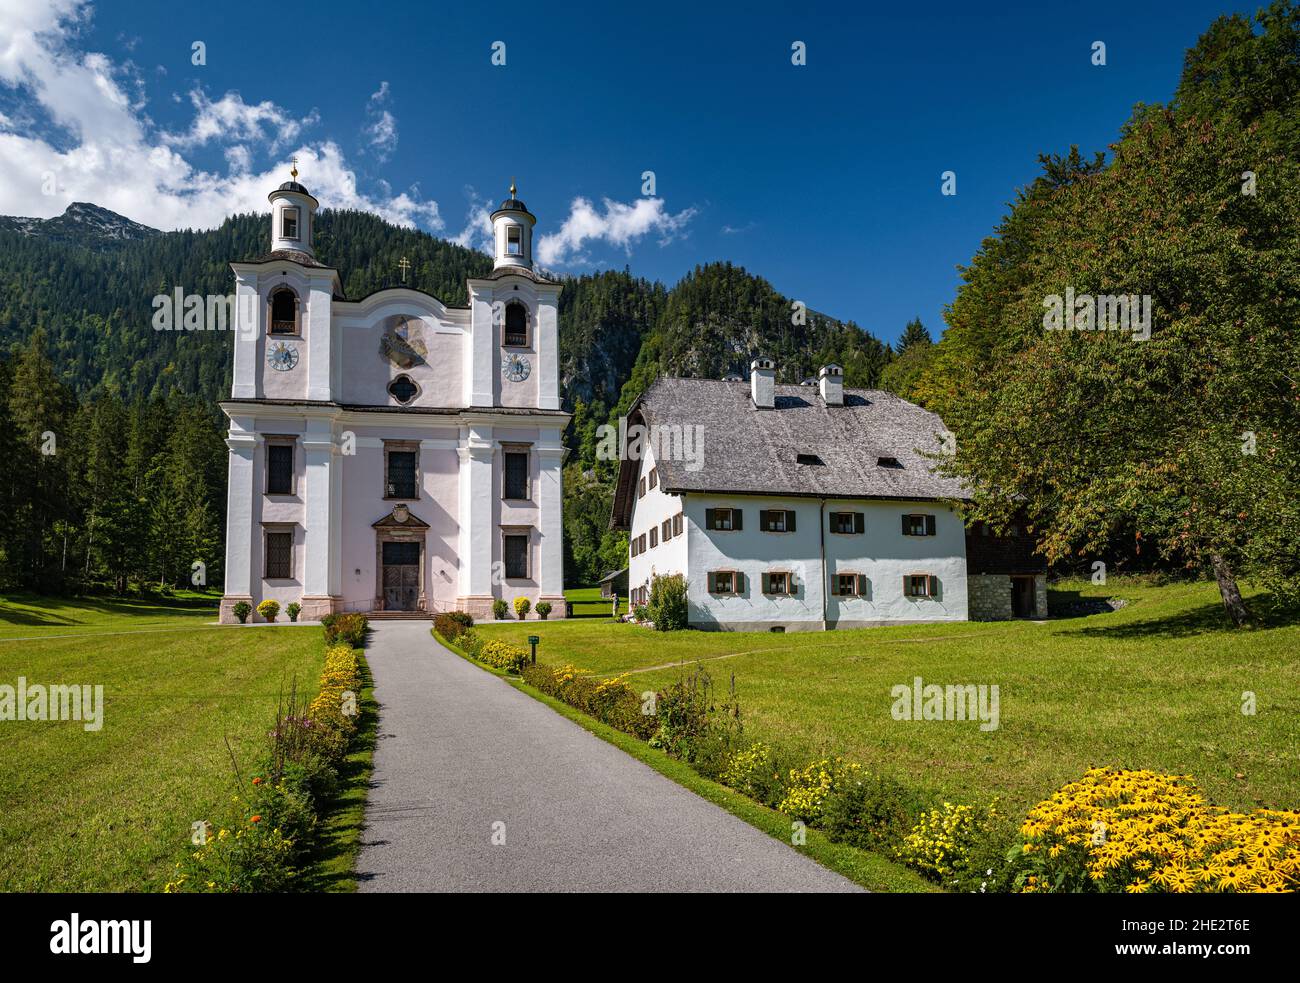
[219,174,568,623]
[610,360,1047,630]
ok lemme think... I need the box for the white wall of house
[677,493,969,631]
[627,445,687,604]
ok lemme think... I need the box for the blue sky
[0,0,1244,345]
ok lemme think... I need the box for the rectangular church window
[265,531,292,579]
[504,534,529,579]
[386,450,417,499]
[504,451,529,500]
[267,442,293,495]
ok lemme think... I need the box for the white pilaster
[537,436,566,598]
[537,291,560,411]
[302,420,336,598]
[231,273,258,399]
[458,425,495,597]
[223,427,259,596]
[305,277,333,401]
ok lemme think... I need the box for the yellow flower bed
[1018,767,1299,893]
[778,757,862,823]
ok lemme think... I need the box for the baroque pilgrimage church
[219,172,568,623]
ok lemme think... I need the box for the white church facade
[219,174,568,623]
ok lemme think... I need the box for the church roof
[471,265,558,285]
[278,181,311,194]
[609,377,969,529]
[252,248,332,268]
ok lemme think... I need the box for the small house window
[506,225,522,256]
[638,477,646,499]
[832,511,864,534]
[281,206,299,240]
[796,453,824,466]
[836,573,858,597]
[764,572,790,595]
[504,533,529,579]
[760,509,795,532]
[904,574,934,598]
[661,519,671,541]
[672,513,683,536]
[648,467,657,489]
[388,375,418,404]
[269,288,297,335]
[706,507,740,531]
[903,514,937,537]
[638,533,646,553]
[503,450,529,500]
[266,442,294,495]
[877,456,902,469]
[650,527,658,548]
[503,301,528,346]
[385,448,418,499]
[710,571,741,594]
[265,530,293,580]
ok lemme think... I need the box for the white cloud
[451,186,495,253]
[536,195,696,267]
[0,0,440,232]
[362,80,397,162]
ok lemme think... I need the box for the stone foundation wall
[968,574,1013,621]
[1033,574,1048,618]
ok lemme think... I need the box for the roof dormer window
[796,453,824,466]
[877,456,902,468]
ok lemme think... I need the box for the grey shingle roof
[622,377,968,511]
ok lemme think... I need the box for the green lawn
[565,586,626,618]
[481,578,1300,818]
[0,594,326,891]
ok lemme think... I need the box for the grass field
[483,578,1300,818]
[565,585,626,618]
[0,594,327,891]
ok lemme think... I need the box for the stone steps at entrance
[365,610,435,621]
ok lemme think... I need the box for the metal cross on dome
[398,256,411,283]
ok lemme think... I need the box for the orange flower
[250,815,262,823]
[252,777,262,785]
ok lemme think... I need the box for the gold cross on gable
[398,256,411,282]
[289,155,299,180]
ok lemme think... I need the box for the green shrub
[633,604,649,621]
[513,596,531,619]
[778,758,864,825]
[492,599,509,620]
[520,663,659,740]
[434,611,473,641]
[456,629,483,657]
[257,599,280,622]
[822,773,928,853]
[322,613,368,647]
[232,601,251,624]
[535,601,552,619]
[647,573,689,631]
[286,602,302,622]
[650,666,742,767]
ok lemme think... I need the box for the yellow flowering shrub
[898,801,1003,882]
[477,640,529,673]
[1016,767,1299,893]
[722,742,777,796]
[778,757,863,823]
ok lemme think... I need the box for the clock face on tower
[502,352,531,383]
[267,341,299,372]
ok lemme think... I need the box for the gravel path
[355,621,860,892]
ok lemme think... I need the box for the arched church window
[506,225,522,256]
[269,288,298,335]
[503,301,528,347]
[388,375,418,405]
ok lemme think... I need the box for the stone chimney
[750,357,775,409]
[818,364,843,406]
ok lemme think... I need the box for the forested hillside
[0,202,906,591]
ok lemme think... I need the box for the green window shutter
[929,575,940,597]
[902,574,910,596]
[759,511,770,532]
[854,512,865,534]
[705,508,715,530]
[733,509,743,530]
[901,514,911,535]
[735,571,745,593]
[786,510,797,532]
[926,515,937,536]
[789,572,798,596]
[708,572,716,593]
[761,572,770,593]
[857,574,868,597]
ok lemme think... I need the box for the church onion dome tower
[490,180,536,272]
[267,159,320,259]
